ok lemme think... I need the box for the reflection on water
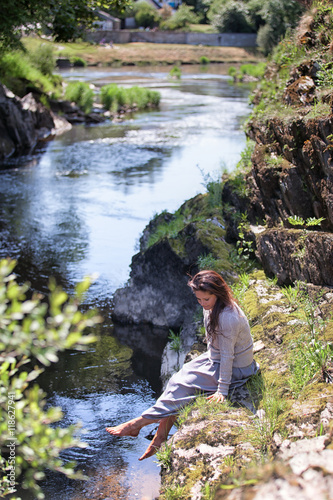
[0,66,251,499]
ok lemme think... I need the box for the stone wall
[86,30,257,47]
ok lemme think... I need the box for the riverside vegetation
[0,259,102,499]
[1,2,332,499]
[0,45,161,117]
[111,3,332,498]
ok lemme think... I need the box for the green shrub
[228,66,237,78]
[169,66,182,79]
[70,56,87,67]
[288,290,333,395]
[211,1,254,33]
[133,0,160,28]
[0,258,101,499]
[199,56,210,65]
[240,62,266,79]
[64,81,94,113]
[160,4,198,30]
[168,329,182,352]
[100,83,160,113]
[28,43,56,76]
[228,62,266,82]
[197,253,219,271]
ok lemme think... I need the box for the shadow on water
[113,322,169,394]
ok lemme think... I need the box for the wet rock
[0,84,71,161]
[112,236,198,328]
[112,195,234,328]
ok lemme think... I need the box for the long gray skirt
[141,351,260,420]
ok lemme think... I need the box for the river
[0,65,252,499]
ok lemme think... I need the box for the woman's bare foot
[106,418,142,437]
[138,435,165,461]
[106,416,160,438]
[138,415,177,461]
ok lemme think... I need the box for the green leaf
[288,215,305,226]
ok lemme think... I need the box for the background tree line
[127,0,306,54]
[1,0,310,56]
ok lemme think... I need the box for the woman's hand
[206,392,225,403]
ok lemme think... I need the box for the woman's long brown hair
[188,270,235,338]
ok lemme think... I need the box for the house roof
[96,10,120,22]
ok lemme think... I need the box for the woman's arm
[216,308,240,396]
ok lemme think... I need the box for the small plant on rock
[198,253,219,271]
[247,374,287,455]
[281,280,303,308]
[287,215,325,228]
[200,56,210,65]
[65,81,94,113]
[155,439,174,471]
[168,329,182,352]
[169,66,182,79]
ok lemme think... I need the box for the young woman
[106,270,259,460]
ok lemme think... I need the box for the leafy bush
[197,253,220,271]
[288,290,333,394]
[240,62,266,78]
[255,0,305,55]
[168,329,182,352]
[169,66,182,79]
[199,55,210,65]
[64,81,94,113]
[133,0,160,28]
[161,4,199,30]
[28,43,56,76]
[70,56,87,67]
[100,83,160,113]
[210,1,254,33]
[0,259,101,499]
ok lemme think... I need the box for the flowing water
[0,65,252,499]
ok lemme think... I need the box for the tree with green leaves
[206,0,305,54]
[132,0,161,29]
[210,1,254,33]
[255,0,305,54]
[0,0,129,50]
[0,258,102,499]
[161,4,199,30]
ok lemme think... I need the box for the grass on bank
[0,49,62,98]
[64,81,94,113]
[22,36,262,67]
[157,269,332,499]
[187,24,217,33]
[100,83,160,112]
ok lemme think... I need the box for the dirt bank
[23,37,262,66]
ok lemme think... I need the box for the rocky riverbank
[0,84,72,162]
[110,5,333,499]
